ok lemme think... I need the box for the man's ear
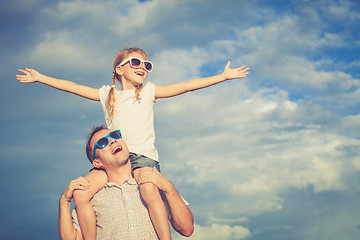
[92,159,103,169]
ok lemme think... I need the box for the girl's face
[116,51,149,90]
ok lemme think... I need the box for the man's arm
[58,177,90,240]
[138,168,194,237]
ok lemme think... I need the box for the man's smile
[112,146,123,154]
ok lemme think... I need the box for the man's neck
[106,160,134,185]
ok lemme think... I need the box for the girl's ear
[92,159,103,169]
[115,66,123,76]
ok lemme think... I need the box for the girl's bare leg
[134,167,171,240]
[73,169,108,240]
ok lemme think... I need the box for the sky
[1,0,359,239]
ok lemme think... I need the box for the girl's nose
[139,62,146,70]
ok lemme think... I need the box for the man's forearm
[58,198,80,240]
[164,185,194,237]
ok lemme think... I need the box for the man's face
[90,129,130,169]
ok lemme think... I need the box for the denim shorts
[129,153,161,173]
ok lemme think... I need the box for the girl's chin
[135,79,145,85]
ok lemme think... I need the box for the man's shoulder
[92,179,138,198]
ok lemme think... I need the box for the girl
[16,47,249,239]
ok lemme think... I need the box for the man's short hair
[85,125,107,163]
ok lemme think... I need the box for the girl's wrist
[219,72,227,81]
[37,73,45,83]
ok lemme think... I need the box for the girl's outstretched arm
[155,61,249,99]
[16,68,100,101]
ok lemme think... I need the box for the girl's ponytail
[135,84,143,102]
[107,69,116,118]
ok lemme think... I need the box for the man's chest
[91,184,158,239]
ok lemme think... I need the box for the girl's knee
[73,170,108,205]
[140,182,160,203]
[73,189,92,205]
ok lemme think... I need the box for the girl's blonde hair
[107,47,147,118]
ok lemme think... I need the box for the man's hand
[59,177,89,240]
[60,177,91,203]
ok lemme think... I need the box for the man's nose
[109,138,117,145]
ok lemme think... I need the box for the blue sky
[1,0,359,239]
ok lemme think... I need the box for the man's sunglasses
[93,130,122,160]
[118,57,153,72]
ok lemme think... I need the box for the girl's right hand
[16,68,41,83]
[60,177,91,203]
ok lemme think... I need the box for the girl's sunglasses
[118,57,153,72]
[93,130,122,160]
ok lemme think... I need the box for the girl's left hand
[223,61,250,80]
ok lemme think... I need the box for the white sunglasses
[118,57,153,72]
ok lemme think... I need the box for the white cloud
[212,9,360,95]
[158,83,359,219]
[354,156,360,170]
[151,47,211,85]
[30,31,90,66]
[339,114,360,138]
[326,0,360,22]
[43,0,134,22]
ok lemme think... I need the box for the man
[58,126,194,239]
